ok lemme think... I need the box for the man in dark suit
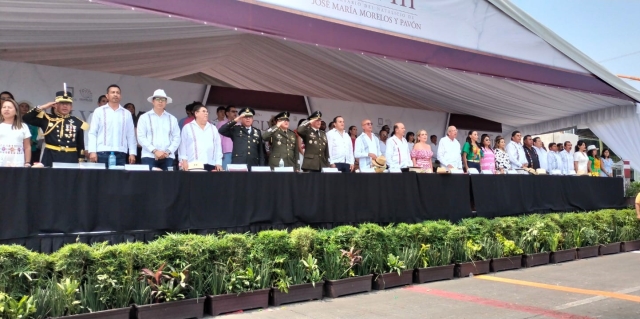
[297,111,329,172]
[262,111,299,171]
[217,107,265,169]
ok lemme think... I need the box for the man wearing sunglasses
[216,105,237,170]
[354,119,381,169]
[136,89,180,171]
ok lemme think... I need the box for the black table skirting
[0,168,625,252]
[470,174,626,218]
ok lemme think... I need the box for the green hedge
[1,209,639,317]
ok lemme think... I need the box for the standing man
[136,89,180,171]
[533,137,548,170]
[97,95,108,107]
[506,130,528,169]
[522,135,540,169]
[379,129,388,156]
[297,111,329,172]
[385,122,412,171]
[430,134,439,167]
[326,116,354,173]
[87,84,137,166]
[320,121,327,132]
[218,107,265,169]
[354,119,381,169]
[22,91,88,166]
[262,111,299,171]
[559,141,573,174]
[437,126,462,170]
[216,105,237,170]
[178,102,195,130]
[212,106,226,127]
[547,142,563,172]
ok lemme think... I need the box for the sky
[511,0,640,91]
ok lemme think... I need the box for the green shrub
[290,227,317,260]
[251,230,292,262]
[0,245,36,298]
[51,243,93,281]
[458,218,491,242]
[625,181,640,197]
[89,242,146,282]
[422,220,453,245]
[327,225,358,249]
[215,233,252,267]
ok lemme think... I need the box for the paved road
[210,252,640,319]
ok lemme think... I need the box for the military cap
[239,107,255,117]
[275,111,290,121]
[55,91,73,103]
[307,110,322,121]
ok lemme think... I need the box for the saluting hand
[233,113,246,122]
[39,102,57,110]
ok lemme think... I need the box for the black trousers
[335,163,351,173]
[41,149,78,167]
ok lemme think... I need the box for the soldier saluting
[23,90,88,166]
[297,111,329,172]
[218,107,265,169]
[262,111,299,171]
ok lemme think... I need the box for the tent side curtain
[518,104,638,135]
[590,113,640,172]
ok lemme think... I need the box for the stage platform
[0,168,625,252]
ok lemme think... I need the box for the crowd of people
[0,87,615,175]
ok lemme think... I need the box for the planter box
[372,270,413,290]
[414,264,455,283]
[269,281,324,306]
[324,274,373,298]
[491,256,522,272]
[622,240,640,252]
[57,307,133,319]
[599,242,621,255]
[206,289,269,316]
[135,298,205,319]
[551,249,576,263]
[456,260,490,278]
[577,245,600,259]
[523,252,550,268]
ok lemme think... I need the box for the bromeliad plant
[139,263,191,303]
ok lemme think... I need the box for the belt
[468,160,480,163]
[45,144,77,152]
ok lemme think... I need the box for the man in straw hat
[23,90,89,166]
[218,107,265,169]
[136,89,180,171]
[262,111,299,171]
[297,111,329,172]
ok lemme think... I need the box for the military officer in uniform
[262,111,299,171]
[218,107,265,169]
[297,111,329,172]
[22,91,89,166]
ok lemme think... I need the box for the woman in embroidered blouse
[461,130,483,173]
[600,149,613,177]
[479,134,495,173]
[410,129,433,171]
[0,99,31,167]
[493,135,510,173]
[573,140,588,175]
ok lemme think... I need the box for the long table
[0,168,625,252]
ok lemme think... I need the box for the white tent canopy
[1,0,639,167]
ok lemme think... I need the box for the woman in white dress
[0,99,31,167]
[573,140,589,175]
[178,104,222,171]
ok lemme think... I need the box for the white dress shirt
[379,140,387,157]
[137,110,181,159]
[533,146,548,170]
[506,141,527,168]
[326,128,354,165]
[179,121,222,166]
[88,105,136,154]
[437,136,462,169]
[354,132,381,168]
[547,151,563,171]
[559,149,573,174]
[385,135,412,169]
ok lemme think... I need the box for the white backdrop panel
[308,97,447,138]
[0,60,206,122]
